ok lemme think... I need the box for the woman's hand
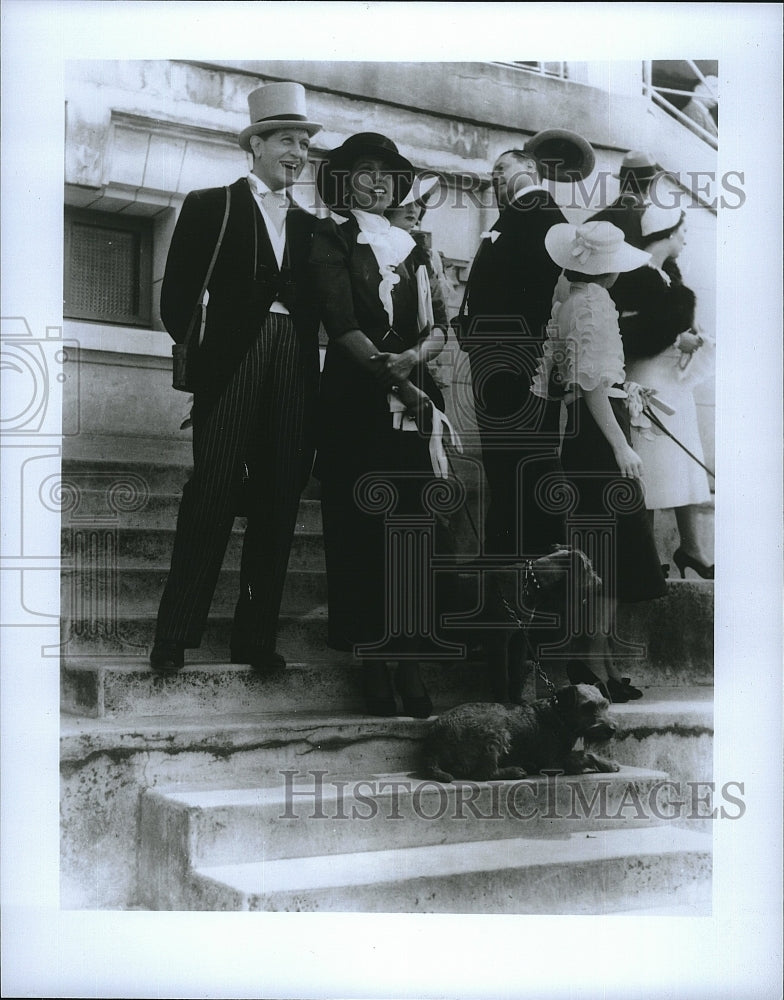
[613,442,644,479]
[372,348,418,384]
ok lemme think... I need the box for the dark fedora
[317,132,415,214]
[614,150,662,181]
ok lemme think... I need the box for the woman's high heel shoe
[395,662,433,719]
[362,661,398,717]
[673,547,714,580]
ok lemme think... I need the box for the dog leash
[642,404,715,478]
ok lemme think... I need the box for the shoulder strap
[183,185,232,348]
[455,239,482,322]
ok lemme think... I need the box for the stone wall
[63,58,717,472]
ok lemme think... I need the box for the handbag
[172,186,232,391]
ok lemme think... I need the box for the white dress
[625,340,713,510]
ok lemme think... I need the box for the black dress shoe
[607,676,644,702]
[395,662,433,719]
[150,640,184,676]
[565,659,610,700]
[362,661,398,717]
[231,646,286,674]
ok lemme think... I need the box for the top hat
[614,150,661,181]
[239,82,323,151]
[522,129,596,182]
[545,221,650,275]
[317,132,415,214]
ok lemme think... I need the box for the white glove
[429,406,463,479]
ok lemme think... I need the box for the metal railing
[642,60,718,149]
[492,61,569,80]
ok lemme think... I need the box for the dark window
[64,208,152,326]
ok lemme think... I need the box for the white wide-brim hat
[239,82,322,151]
[546,221,650,274]
[399,174,439,208]
[641,204,684,238]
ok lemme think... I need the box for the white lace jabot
[352,210,415,325]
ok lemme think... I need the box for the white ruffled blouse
[531,281,627,399]
[351,210,415,326]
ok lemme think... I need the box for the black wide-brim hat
[317,132,415,214]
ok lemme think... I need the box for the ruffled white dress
[532,280,627,400]
[532,280,667,602]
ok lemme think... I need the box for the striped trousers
[155,313,307,651]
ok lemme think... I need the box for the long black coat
[160,176,321,421]
[309,212,448,650]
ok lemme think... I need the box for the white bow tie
[480,230,501,243]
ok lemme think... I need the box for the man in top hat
[459,143,571,558]
[150,82,323,676]
[588,150,662,248]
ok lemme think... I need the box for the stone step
[138,766,673,878]
[168,825,713,913]
[62,525,326,571]
[60,578,713,690]
[60,639,714,723]
[60,695,713,910]
[60,693,713,786]
[62,489,325,533]
[61,566,328,616]
[61,656,500,719]
[60,459,713,571]
[60,459,195,502]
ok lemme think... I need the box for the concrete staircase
[59,456,714,912]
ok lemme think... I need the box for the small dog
[441,546,601,704]
[421,683,619,782]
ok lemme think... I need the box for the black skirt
[560,396,667,603]
[320,420,454,654]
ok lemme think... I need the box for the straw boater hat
[545,221,650,274]
[317,132,415,214]
[613,150,661,182]
[239,82,322,151]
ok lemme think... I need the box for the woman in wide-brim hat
[613,204,715,579]
[532,221,668,703]
[316,131,415,215]
[310,134,458,719]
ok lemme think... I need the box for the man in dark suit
[588,150,661,248]
[150,82,323,675]
[461,148,567,557]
